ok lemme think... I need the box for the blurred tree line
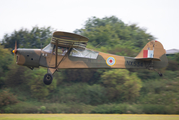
[0,16,179,114]
[2,26,53,49]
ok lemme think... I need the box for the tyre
[159,73,163,77]
[43,73,53,85]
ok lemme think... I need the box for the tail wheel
[43,73,53,85]
[159,73,163,77]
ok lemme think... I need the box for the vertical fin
[135,40,166,60]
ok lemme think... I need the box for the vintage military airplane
[13,31,168,85]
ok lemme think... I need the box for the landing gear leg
[43,73,53,85]
[145,61,163,77]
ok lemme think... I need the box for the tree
[63,69,97,83]
[101,69,142,102]
[24,67,57,99]
[74,16,155,51]
[5,64,28,87]
[2,26,54,49]
[175,53,179,64]
[0,45,13,88]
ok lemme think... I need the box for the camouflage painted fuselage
[16,40,168,75]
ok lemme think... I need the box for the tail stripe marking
[143,50,154,58]
[143,50,148,58]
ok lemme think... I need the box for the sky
[0,0,179,50]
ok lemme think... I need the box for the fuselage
[16,47,167,70]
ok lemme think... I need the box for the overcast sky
[0,0,179,50]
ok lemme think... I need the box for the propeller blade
[12,41,17,54]
[13,41,17,63]
[15,41,17,51]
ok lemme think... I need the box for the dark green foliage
[62,69,96,83]
[48,83,107,105]
[106,44,139,57]
[0,89,18,108]
[2,26,54,49]
[141,104,168,114]
[101,69,142,102]
[1,102,177,114]
[134,69,160,80]
[91,104,127,114]
[175,53,179,63]
[5,64,28,87]
[37,106,46,113]
[2,102,39,113]
[91,104,171,114]
[139,72,179,105]
[1,102,94,113]
[74,16,154,51]
[0,45,13,88]
[24,67,57,99]
[166,60,179,71]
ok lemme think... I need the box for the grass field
[0,114,179,120]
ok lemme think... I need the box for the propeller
[12,41,17,63]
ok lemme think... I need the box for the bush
[1,102,94,113]
[38,106,46,113]
[2,102,39,113]
[142,104,167,114]
[91,104,127,114]
[4,106,12,113]
[49,83,107,105]
[91,104,173,114]
[78,84,107,105]
[136,69,159,80]
[24,67,57,99]
[0,89,18,108]
[166,60,179,71]
[101,69,142,102]
[91,104,143,114]
[1,102,177,114]
[139,91,179,105]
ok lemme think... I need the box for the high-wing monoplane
[13,31,168,85]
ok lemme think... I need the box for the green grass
[0,114,179,120]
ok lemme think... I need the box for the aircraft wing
[51,31,88,49]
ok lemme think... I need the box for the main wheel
[43,73,53,85]
[159,73,163,77]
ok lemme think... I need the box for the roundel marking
[106,56,116,66]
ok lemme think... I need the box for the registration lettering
[126,61,143,67]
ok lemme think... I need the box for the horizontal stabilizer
[134,58,161,61]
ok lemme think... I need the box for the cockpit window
[70,48,98,59]
[42,43,54,53]
[53,46,69,56]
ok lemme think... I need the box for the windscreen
[42,43,54,53]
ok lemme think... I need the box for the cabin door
[48,46,69,68]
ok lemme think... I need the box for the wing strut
[55,39,58,68]
[55,42,74,70]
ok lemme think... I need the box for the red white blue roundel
[106,56,116,66]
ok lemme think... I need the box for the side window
[70,48,98,59]
[53,46,68,56]
[70,48,83,57]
